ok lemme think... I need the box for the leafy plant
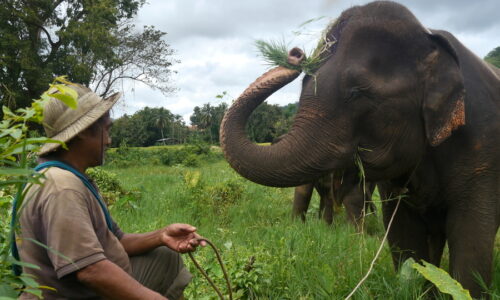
[0,76,78,298]
[86,167,141,210]
[410,258,472,300]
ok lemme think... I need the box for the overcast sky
[111,0,500,123]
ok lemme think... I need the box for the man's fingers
[178,224,196,232]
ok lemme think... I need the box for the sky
[111,0,500,123]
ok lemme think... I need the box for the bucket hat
[38,84,120,156]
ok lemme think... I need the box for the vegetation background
[97,145,500,299]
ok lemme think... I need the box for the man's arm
[119,230,163,256]
[76,259,166,300]
[120,223,205,256]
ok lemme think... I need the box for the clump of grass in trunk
[255,19,338,96]
[255,39,323,76]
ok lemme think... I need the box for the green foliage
[181,154,201,167]
[107,160,500,299]
[246,102,298,143]
[187,244,270,300]
[0,77,78,299]
[182,170,244,224]
[0,0,175,113]
[86,167,141,210]
[485,46,500,68]
[110,107,187,147]
[411,258,473,300]
[106,143,220,169]
[190,101,228,144]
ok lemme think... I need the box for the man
[17,84,203,299]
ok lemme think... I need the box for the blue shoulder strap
[10,161,113,275]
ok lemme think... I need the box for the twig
[188,238,233,300]
[344,195,402,299]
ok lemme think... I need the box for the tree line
[0,0,175,114]
[110,101,299,147]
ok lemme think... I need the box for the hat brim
[38,92,121,156]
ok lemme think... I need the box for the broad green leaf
[9,128,22,139]
[0,168,34,176]
[53,84,78,99]
[1,138,65,157]
[0,284,18,298]
[50,93,78,110]
[412,260,472,300]
[40,92,51,102]
[23,288,43,298]
[2,106,15,118]
[54,75,73,85]
[399,258,418,281]
[8,256,41,270]
[20,275,39,288]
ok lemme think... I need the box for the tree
[484,47,500,68]
[111,107,187,147]
[91,24,177,98]
[246,103,283,142]
[0,0,176,112]
[155,112,168,144]
[190,102,228,144]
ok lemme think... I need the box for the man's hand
[160,223,206,253]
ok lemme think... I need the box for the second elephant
[293,169,376,228]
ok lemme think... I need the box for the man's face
[81,114,113,167]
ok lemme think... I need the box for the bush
[182,154,201,167]
[107,143,218,168]
[86,167,141,209]
[182,171,244,222]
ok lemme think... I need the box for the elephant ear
[421,31,466,147]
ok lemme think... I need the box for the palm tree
[199,104,213,143]
[155,112,168,145]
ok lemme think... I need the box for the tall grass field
[102,146,500,299]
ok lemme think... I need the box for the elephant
[273,135,376,227]
[293,169,376,230]
[220,1,499,297]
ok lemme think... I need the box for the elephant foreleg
[447,208,498,298]
[293,183,314,222]
[316,175,334,225]
[382,199,431,269]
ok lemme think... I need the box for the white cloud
[115,0,500,124]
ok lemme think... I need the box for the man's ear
[76,126,93,140]
[421,30,466,147]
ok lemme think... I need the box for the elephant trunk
[220,48,344,187]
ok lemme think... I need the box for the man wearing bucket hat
[16,84,203,299]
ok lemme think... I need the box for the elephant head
[220,1,465,187]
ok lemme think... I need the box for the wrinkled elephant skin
[220,1,500,297]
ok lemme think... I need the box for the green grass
[106,157,500,299]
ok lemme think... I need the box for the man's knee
[131,247,192,299]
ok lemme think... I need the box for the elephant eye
[345,87,362,103]
[345,86,373,103]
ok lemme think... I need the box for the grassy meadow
[101,146,500,299]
